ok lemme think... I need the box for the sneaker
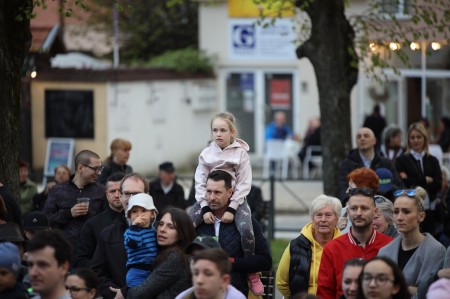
[248,272,264,296]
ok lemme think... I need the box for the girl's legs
[234,200,255,256]
[235,200,263,295]
[188,202,203,227]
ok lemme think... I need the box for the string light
[410,42,420,50]
[431,42,441,50]
[389,42,400,50]
[369,42,378,51]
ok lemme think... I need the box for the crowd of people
[2,110,450,299]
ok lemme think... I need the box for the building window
[45,90,94,138]
[380,0,411,16]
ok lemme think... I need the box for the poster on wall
[229,18,297,61]
[269,79,291,109]
[44,138,74,177]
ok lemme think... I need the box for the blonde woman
[378,187,445,297]
[395,122,442,234]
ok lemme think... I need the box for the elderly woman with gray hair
[373,195,398,238]
[276,194,342,298]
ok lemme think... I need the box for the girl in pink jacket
[189,112,263,296]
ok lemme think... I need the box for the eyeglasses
[65,286,91,293]
[374,195,389,205]
[348,188,375,197]
[394,189,417,197]
[81,164,104,173]
[362,274,395,286]
[120,191,140,198]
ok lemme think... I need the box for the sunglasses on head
[394,189,417,197]
[374,195,389,204]
[348,187,375,197]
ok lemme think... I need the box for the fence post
[268,175,275,240]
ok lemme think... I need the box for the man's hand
[110,287,125,299]
[203,212,215,224]
[71,203,89,218]
[399,172,408,179]
[425,176,433,184]
[221,211,234,223]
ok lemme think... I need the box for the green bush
[144,48,215,75]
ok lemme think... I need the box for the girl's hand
[203,212,215,224]
[221,211,234,223]
[399,172,407,179]
[425,176,433,184]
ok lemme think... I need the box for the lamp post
[421,40,426,118]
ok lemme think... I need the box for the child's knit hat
[0,242,21,277]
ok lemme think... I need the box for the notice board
[44,138,74,177]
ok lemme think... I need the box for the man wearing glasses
[75,172,126,268]
[44,150,106,265]
[91,172,149,299]
[317,188,394,299]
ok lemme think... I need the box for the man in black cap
[23,211,51,240]
[185,235,221,256]
[149,161,185,214]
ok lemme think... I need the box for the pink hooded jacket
[194,138,252,210]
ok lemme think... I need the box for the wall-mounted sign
[44,138,74,177]
[229,18,297,61]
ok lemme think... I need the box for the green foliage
[351,0,450,81]
[270,238,289,270]
[87,0,198,63]
[143,48,215,75]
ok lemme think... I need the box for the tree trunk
[0,1,32,199]
[296,0,358,196]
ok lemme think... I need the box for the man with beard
[44,150,106,265]
[75,172,125,267]
[317,187,393,299]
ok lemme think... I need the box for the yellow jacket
[275,223,341,298]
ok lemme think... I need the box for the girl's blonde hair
[210,112,239,140]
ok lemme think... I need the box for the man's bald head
[356,127,376,153]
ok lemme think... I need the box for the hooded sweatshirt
[276,223,341,297]
[194,138,252,210]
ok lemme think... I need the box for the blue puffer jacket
[196,216,272,295]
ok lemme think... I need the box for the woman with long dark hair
[127,207,196,299]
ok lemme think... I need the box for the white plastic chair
[302,145,322,179]
[282,140,300,180]
[429,144,443,165]
[262,140,286,179]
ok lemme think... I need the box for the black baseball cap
[185,235,221,254]
[24,211,51,230]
